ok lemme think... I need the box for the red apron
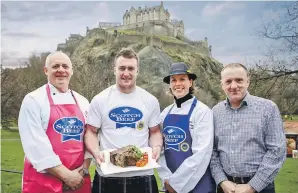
[22,84,91,193]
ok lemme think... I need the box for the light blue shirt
[210,93,286,192]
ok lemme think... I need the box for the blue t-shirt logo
[164,126,186,151]
[109,106,143,129]
[53,117,84,142]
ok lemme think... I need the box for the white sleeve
[79,97,94,160]
[156,107,172,188]
[86,95,102,129]
[156,153,172,188]
[148,98,160,128]
[159,105,170,126]
[168,108,214,193]
[18,95,62,172]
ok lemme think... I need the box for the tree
[1,53,47,129]
[251,1,298,114]
[255,1,298,80]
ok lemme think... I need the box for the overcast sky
[1,1,292,67]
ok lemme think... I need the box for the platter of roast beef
[100,145,160,175]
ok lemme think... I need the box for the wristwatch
[82,167,89,176]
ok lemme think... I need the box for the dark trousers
[217,176,275,193]
[92,171,159,193]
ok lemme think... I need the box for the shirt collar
[173,96,195,108]
[224,92,250,108]
[48,83,71,94]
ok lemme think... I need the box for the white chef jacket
[157,97,214,193]
[18,83,91,172]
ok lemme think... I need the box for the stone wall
[111,20,176,37]
[74,27,210,56]
[116,34,146,45]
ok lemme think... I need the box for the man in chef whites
[18,51,92,193]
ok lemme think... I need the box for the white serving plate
[100,147,161,175]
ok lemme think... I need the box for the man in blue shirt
[210,63,286,193]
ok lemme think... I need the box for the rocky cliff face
[66,32,224,109]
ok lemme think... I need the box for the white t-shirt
[157,97,214,193]
[87,85,160,177]
[18,83,90,172]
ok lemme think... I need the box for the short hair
[45,51,71,67]
[113,48,139,66]
[221,63,249,78]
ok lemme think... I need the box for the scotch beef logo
[53,117,84,142]
[163,126,186,151]
[109,106,143,129]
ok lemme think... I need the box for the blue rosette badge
[53,117,84,142]
[164,126,186,151]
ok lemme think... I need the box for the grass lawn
[283,115,298,122]
[1,130,298,193]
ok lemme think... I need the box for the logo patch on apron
[53,117,84,142]
[109,106,143,129]
[180,142,190,152]
[164,126,186,151]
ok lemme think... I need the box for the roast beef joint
[110,145,148,167]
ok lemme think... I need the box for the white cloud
[202,2,245,17]
[1,1,115,66]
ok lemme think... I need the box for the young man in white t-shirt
[84,48,163,193]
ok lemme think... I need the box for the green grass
[283,115,298,122]
[1,129,20,139]
[155,35,186,44]
[1,139,24,193]
[275,159,298,193]
[109,29,186,45]
[1,130,297,193]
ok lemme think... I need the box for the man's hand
[93,151,105,165]
[62,170,84,190]
[74,165,84,176]
[152,145,162,161]
[164,180,176,193]
[235,184,255,193]
[63,165,84,190]
[220,180,237,193]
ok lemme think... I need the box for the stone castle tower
[121,1,184,37]
[123,1,170,25]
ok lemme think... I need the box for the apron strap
[164,104,175,124]
[46,84,54,105]
[188,98,197,116]
[164,97,197,124]
[46,84,79,106]
[70,90,79,105]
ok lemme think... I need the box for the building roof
[123,2,168,18]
